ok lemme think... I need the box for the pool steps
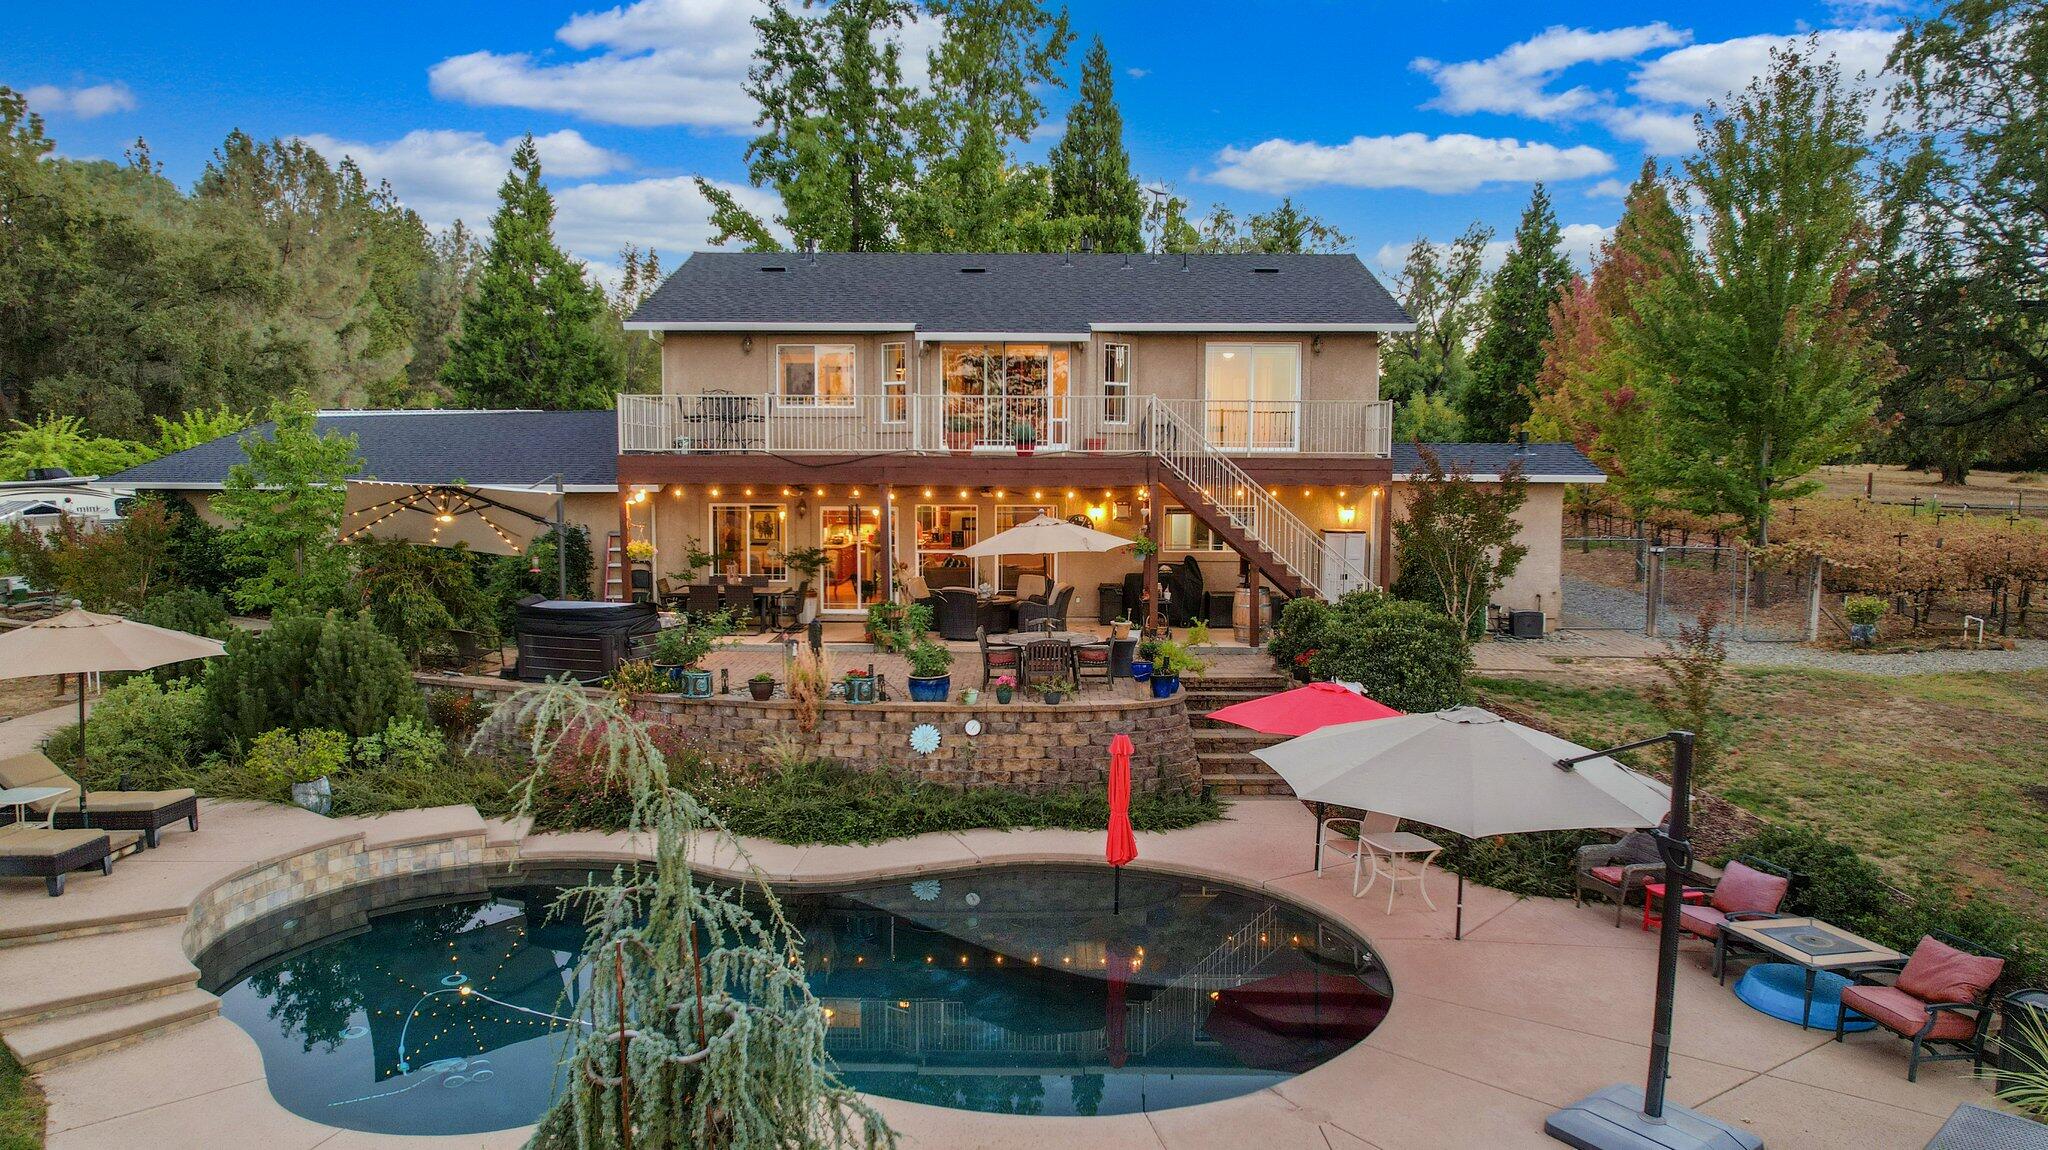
[0,923,215,1070]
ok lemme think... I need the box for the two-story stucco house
[616,250,1600,631]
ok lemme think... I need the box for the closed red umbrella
[1206,682,1402,737]
[1106,734,1137,913]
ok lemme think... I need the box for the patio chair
[1020,637,1075,690]
[935,589,982,642]
[1016,585,1073,631]
[1015,574,1051,603]
[685,583,723,622]
[0,823,140,896]
[1318,812,1399,895]
[1074,640,1112,686]
[906,576,939,623]
[978,627,1020,689]
[1677,857,1793,980]
[1835,932,2004,1082]
[629,568,654,604]
[1575,830,1687,927]
[0,751,199,849]
[769,580,810,632]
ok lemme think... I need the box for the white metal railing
[619,392,1389,457]
[1146,399,1364,599]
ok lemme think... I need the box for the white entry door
[1320,531,1372,598]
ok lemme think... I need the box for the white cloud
[1125,67,1148,79]
[21,82,137,119]
[1599,107,1699,154]
[1627,28,1897,108]
[1375,221,1612,278]
[429,0,938,130]
[1583,177,1631,199]
[297,128,772,265]
[1413,23,1691,120]
[1208,133,1613,195]
[1558,222,1614,268]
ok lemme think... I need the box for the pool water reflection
[199,864,1391,1134]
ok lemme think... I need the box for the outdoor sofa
[0,751,200,849]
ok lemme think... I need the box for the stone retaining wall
[422,674,1200,794]
[182,833,486,957]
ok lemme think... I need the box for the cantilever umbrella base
[1546,1084,1762,1150]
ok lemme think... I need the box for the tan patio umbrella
[340,481,559,557]
[1253,706,1669,939]
[0,605,227,809]
[950,513,1135,557]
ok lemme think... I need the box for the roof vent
[959,266,988,274]
[1252,267,1280,274]
[759,265,789,273]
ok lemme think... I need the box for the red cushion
[1841,984,1980,1041]
[1589,865,1627,886]
[1710,862,1790,916]
[1679,903,1729,939]
[986,650,1018,666]
[1896,936,2003,1006]
[1077,648,1110,665]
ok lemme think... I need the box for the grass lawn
[0,1046,42,1150]
[1473,667,2048,921]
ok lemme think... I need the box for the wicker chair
[685,583,723,621]
[1835,932,2005,1082]
[935,588,982,642]
[1015,584,1073,631]
[1573,831,1674,926]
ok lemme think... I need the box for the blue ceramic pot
[907,674,950,702]
[1150,673,1180,699]
[1129,659,1153,683]
[680,669,714,699]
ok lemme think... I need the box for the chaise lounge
[0,824,141,896]
[0,751,200,849]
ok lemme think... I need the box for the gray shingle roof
[627,251,1414,333]
[1393,441,1605,483]
[104,410,619,490]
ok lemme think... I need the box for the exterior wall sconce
[741,336,754,354]
[1337,504,1357,526]
[1086,504,1106,524]
[795,495,809,519]
[1311,335,1324,355]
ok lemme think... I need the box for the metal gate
[1559,536,1650,633]
[1648,547,1816,643]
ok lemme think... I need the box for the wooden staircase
[1184,672,1298,797]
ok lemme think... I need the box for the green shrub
[132,587,231,682]
[330,752,526,820]
[1272,589,1469,713]
[904,637,953,678]
[483,525,592,633]
[349,537,496,664]
[204,610,424,748]
[1723,825,1892,926]
[424,689,486,739]
[1391,560,1487,638]
[352,717,445,773]
[1843,594,1886,626]
[1434,829,1613,898]
[42,677,209,792]
[245,728,350,789]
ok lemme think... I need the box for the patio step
[2,986,218,1071]
[1194,728,1290,750]
[0,923,198,1026]
[1202,772,1296,797]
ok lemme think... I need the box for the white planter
[801,598,820,624]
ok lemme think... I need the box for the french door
[1203,343,1301,452]
[820,505,884,613]
[942,343,1071,449]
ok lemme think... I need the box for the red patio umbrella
[1206,681,1403,737]
[1106,733,1137,914]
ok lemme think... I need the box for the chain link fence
[1564,538,1822,643]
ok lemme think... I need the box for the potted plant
[625,539,655,565]
[777,546,829,623]
[1130,636,1158,683]
[1011,420,1038,457]
[991,673,1016,705]
[945,414,975,454]
[865,601,908,648]
[1147,638,1206,699]
[1843,595,1885,648]
[1110,615,1133,641]
[652,613,729,698]
[843,669,876,704]
[904,638,953,702]
[748,671,777,701]
[1037,676,1075,705]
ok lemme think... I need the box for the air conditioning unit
[1510,610,1546,639]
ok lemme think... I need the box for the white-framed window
[1203,342,1302,450]
[914,504,979,587]
[775,344,855,406]
[709,504,788,577]
[880,342,908,423]
[1164,508,1228,552]
[1102,341,1132,424]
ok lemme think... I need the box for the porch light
[957,489,968,498]
[815,487,826,496]
[1086,504,1106,524]
[923,488,933,497]
[1337,505,1357,526]
[633,489,649,504]
[671,486,682,498]
[743,487,753,497]
[1031,490,1043,499]
[709,487,720,497]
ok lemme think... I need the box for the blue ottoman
[1734,963,1875,1032]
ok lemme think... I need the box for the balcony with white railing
[616,392,1392,457]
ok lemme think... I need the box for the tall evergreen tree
[1047,36,1142,251]
[1464,183,1572,440]
[704,0,924,252]
[1618,46,1895,544]
[441,137,619,410]
[1382,222,1492,442]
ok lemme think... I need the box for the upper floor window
[1164,508,1228,552]
[1102,342,1132,424]
[880,342,908,423]
[777,344,855,407]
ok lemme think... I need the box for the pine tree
[1464,184,1572,441]
[1047,36,1142,252]
[441,137,619,410]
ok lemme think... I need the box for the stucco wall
[1387,482,1566,627]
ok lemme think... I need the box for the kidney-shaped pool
[197,862,1391,1134]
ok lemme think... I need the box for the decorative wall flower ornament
[910,723,941,755]
[910,879,941,902]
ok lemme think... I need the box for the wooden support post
[1246,565,1263,648]
[615,491,634,602]
[1376,483,1393,589]
[1144,467,1164,632]
[1805,554,1824,642]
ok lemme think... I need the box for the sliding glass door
[1203,343,1301,451]
[941,343,1071,449]
[819,504,883,612]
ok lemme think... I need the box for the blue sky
[4,0,1912,281]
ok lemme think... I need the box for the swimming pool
[198,863,1391,1134]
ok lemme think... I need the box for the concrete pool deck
[0,796,2006,1150]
